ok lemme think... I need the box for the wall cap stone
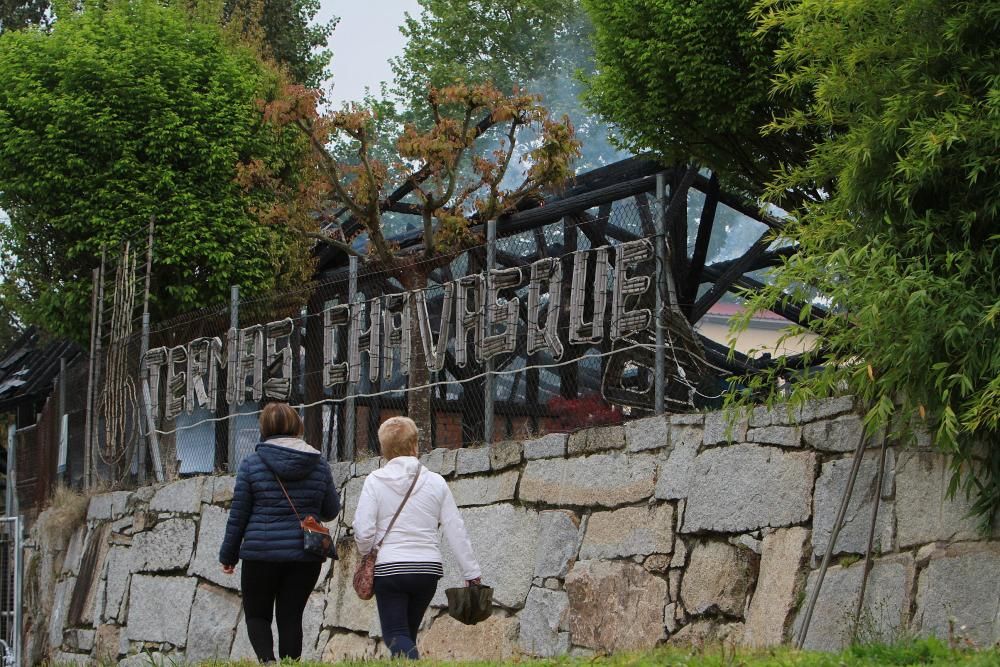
[625,416,669,453]
[455,446,492,476]
[567,425,626,456]
[490,440,523,470]
[523,433,567,459]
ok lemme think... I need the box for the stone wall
[24,397,1000,664]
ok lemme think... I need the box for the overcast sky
[317,0,422,106]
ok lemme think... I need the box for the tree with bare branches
[251,82,581,446]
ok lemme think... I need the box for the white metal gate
[0,517,22,666]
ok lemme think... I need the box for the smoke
[502,7,630,187]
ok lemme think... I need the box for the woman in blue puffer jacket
[219,402,340,663]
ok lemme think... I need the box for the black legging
[241,560,322,662]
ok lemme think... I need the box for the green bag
[445,584,493,625]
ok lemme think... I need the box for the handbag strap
[273,461,344,548]
[260,457,303,523]
[376,465,421,550]
[273,475,303,523]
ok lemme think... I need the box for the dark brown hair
[259,402,304,439]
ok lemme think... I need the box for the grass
[36,484,92,545]
[94,638,997,667]
[838,554,863,568]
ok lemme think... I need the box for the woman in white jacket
[353,416,481,658]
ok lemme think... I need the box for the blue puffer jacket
[219,438,340,565]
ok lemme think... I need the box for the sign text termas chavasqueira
[143,240,654,422]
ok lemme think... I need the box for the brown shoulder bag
[353,466,421,600]
[271,473,338,560]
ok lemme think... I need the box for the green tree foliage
[0,0,333,88]
[224,0,335,88]
[0,0,49,33]
[736,0,1000,524]
[389,0,620,170]
[0,300,21,352]
[0,0,315,341]
[391,0,580,106]
[581,0,819,199]
[0,231,20,351]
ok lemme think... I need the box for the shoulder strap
[376,465,421,549]
[273,475,302,523]
[259,456,302,523]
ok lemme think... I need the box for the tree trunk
[401,270,434,453]
[408,316,433,453]
[303,292,326,455]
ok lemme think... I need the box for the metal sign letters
[143,240,654,422]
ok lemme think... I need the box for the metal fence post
[654,173,667,415]
[58,357,67,483]
[297,305,307,406]
[227,285,239,468]
[137,312,150,484]
[139,365,166,483]
[484,219,496,445]
[345,257,357,461]
[83,263,101,488]
[89,249,107,486]
[13,515,22,667]
[5,429,15,519]
[137,216,155,483]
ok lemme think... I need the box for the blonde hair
[259,402,305,439]
[378,416,419,459]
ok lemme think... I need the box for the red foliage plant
[546,394,623,433]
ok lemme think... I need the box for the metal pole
[322,298,336,462]
[58,357,67,483]
[137,217,155,483]
[654,173,667,415]
[297,305,307,405]
[137,221,166,485]
[796,431,869,648]
[484,219,496,445]
[13,515,22,667]
[5,429,15,519]
[140,380,166,483]
[345,257,357,461]
[90,249,107,486]
[83,266,100,488]
[137,312,150,484]
[227,285,239,468]
[853,430,890,635]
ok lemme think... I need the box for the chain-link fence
[46,171,784,490]
[130,193,728,478]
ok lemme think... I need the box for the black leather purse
[445,584,493,625]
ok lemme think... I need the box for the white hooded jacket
[352,456,481,581]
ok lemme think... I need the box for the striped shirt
[374,561,444,578]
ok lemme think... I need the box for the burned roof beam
[690,234,772,323]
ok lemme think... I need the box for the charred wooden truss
[296,156,822,448]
